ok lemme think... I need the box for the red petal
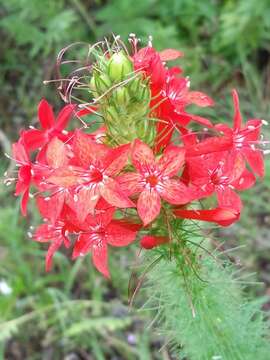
[132,139,155,172]
[186,137,232,157]
[104,143,130,176]
[158,146,185,177]
[15,165,31,195]
[12,141,30,164]
[21,189,29,216]
[46,137,68,168]
[140,235,169,249]
[186,91,214,107]
[34,224,52,242]
[173,207,240,226]
[117,172,143,195]
[137,189,161,225]
[232,169,256,190]
[37,193,65,224]
[73,233,93,258]
[243,148,264,177]
[92,241,110,278]
[100,178,134,208]
[70,187,100,222]
[72,130,109,167]
[159,49,184,61]
[159,179,191,204]
[216,187,242,213]
[47,167,81,187]
[232,89,242,131]
[54,104,76,131]
[22,129,46,151]
[106,220,138,246]
[45,240,62,272]
[38,99,55,129]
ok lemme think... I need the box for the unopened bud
[90,73,111,95]
[112,87,130,106]
[108,51,133,82]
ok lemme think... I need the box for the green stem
[143,225,270,359]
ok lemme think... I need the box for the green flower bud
[105,106,118,123]
[113,87,130,107]
[90,73,111,95]
[108,51,133,82]
[129,77,151,105]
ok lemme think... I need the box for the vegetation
[0,0,269,358]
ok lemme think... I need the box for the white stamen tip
[262,120,268,126]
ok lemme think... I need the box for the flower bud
[112,87,130,107]
[90,73,111,95]
[108,51,133,82]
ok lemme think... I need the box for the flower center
[146,175,159,187]
[90,168,104,183]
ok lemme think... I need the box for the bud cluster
[90,51,155,145]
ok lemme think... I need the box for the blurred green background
[0,0,270,359]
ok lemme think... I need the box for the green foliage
[143,231,270,359]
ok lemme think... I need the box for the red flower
[34,221,70,271]
[174,207,240,227]
[72,207,139,277]
[66,131,134,221]
[119,139,191,225]
[187,151,255,212]
[34,201,82,271]
[12,140,32,216]
[215,90,264,177]
[23,99,76,152]
[34,137,77,224]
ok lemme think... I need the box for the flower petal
[72,130,109,168]
[92,241,110,278]
[232,169,256,190]
[186,91,214,107]
[173,207,240,226]
[159,48,183,61]
[69,186,100,222]
[117,172,143,195]
[22,129,47,151]
[137,189,161,225]
[132,139,155,172]
[46,137,68,168]
[73,233,94,258]
[54,104,76,131]
[106,220,138,246]
[243,148,264,177]
[45,240,62,272]
[216,187,242,213]
[159,179,191,204]
[37,193,65,224]
[100,178,134,209]
[104,143,130,176]
[158,146,185,177]
[232,89,242,131]
[38,99,55,129]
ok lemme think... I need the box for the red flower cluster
[8,42,265,277]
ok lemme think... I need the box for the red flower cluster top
[9,42,265,277]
